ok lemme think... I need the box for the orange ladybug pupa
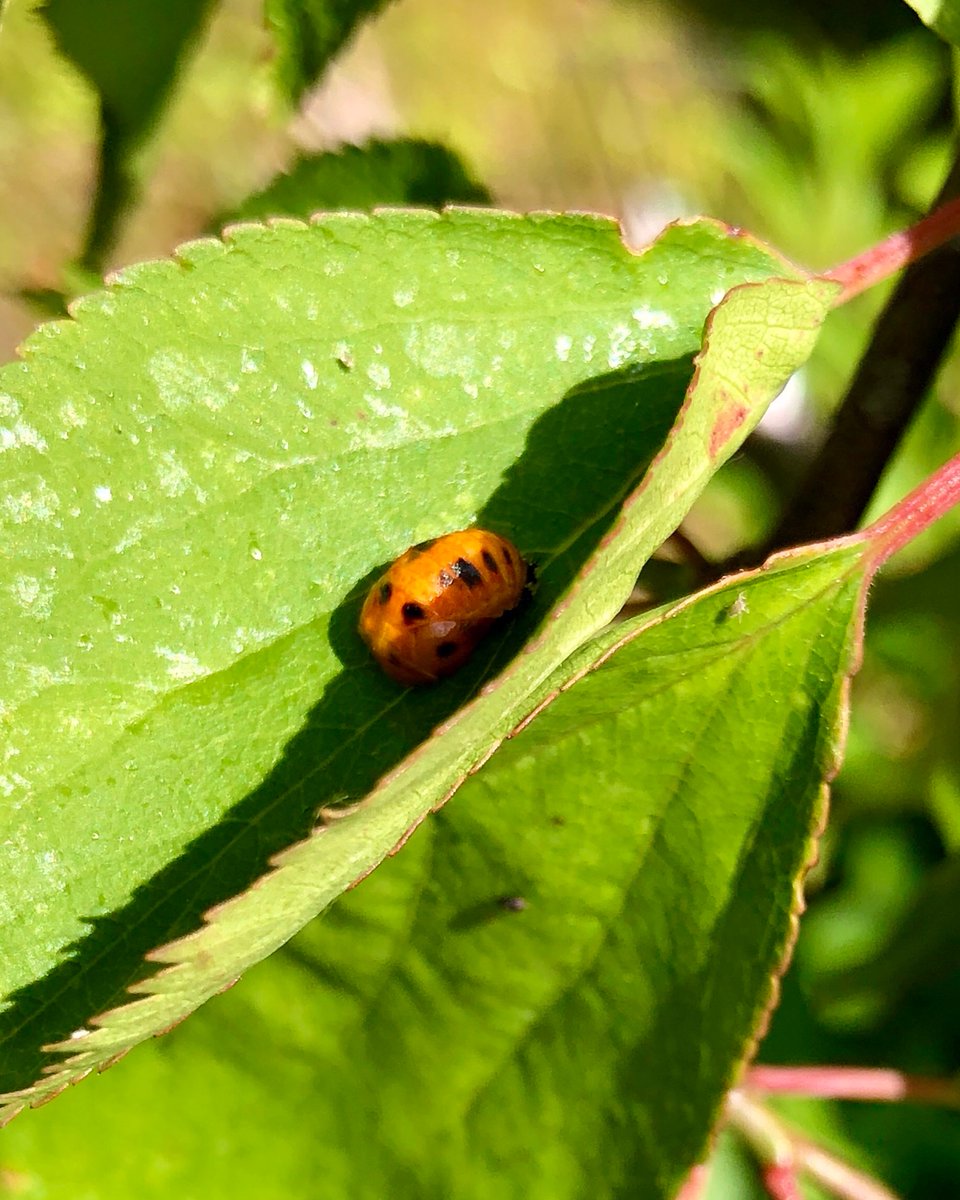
[358,529,529,685]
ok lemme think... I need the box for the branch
[762,1164,804,1200]
[726,1091,903,1200]
[791,1132,902,1200]
[746,1064,960,1108]
[764,147,960,554]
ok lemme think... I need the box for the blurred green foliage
[221,137,489,223]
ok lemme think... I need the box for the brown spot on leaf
[709,400,750,458]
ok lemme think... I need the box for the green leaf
[42,0,213,141]
[264,0,395,104]
[222,139,490,224]
[0,210,831,1117]
[0,542,870,1196]
[41,0,216,268]
[904,0,960,45]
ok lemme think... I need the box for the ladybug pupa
[359,528,529,685]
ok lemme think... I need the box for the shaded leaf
[41,0,216,269]
[222,138,490,225]
[264,0,395,104]
[42,0,214,143]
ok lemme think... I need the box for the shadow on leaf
[0,354,694,1096]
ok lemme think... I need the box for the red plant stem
[860,449,960,569]
[674,1163,711,1200]
[822,195,960,304]
[727,1092,904,1200]
[763,149,960,558]
[762,1163,803,1200]
[790,1134,902,1200]
[747,1065,960,1108]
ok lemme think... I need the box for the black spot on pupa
[436,641,459,658]
[401,601,426,623]
[453,558,483,588]
[388,653,401,665]
[409,538,436,558]
[481,549,499,573]
[378,581,393,604]
[502,547,514,571]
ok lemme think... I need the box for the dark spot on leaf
[401,602,426,622]
[453,557,483,588]
[436,641,458,658]
[498,895,527,913]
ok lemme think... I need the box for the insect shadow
[1,352,696,1096]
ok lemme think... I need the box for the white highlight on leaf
[0,772,30,798]
[632,305,674,331]
[59,400,87,431]
[2,480,60,524]
[113,524,143,553]
[555,334,572,362]
[94,485,113,504]
[154,646,206,681]
[10,574,53,619]
[154,449,199,499]
[367,362,391,390]
[149,349,199,411]
[404,322,477,380]
[607,324,636,369]
[366,394,410,422]
[302,359,319,389]
[393,286,416,308]
[0,420,47,453]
